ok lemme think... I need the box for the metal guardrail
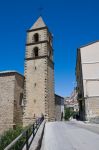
[4,117,44,150]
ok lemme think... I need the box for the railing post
[36,119,38,128]
[33,124,35,138]
[26,130,29,150]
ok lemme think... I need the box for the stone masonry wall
[55,95,61,121]
[0,72,24,135]
[23,58,47,126]
[0,75,15,135]
[47,59,55,121]
[14,73,24,126]
[85,97,99,122]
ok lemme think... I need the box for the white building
[76,41,99,122]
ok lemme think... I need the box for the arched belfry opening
[34,33,39,42]
[34,47,38,57]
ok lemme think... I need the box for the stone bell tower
[23,17,55,126]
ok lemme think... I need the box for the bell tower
[23,17,55,126]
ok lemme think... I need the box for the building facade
[64,89,79,112]
[76,41,99,122]
[23,17,55,126]
[55,94,64,121]
[0,71,24,135]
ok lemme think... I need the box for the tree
[64,107,74,120]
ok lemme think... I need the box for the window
[34,47,38,57]
[35,66,37,70]
[34,33,39,42]
[34,99,36,104]
[48,49,52,58]
[34,83,36,87]
[19,93,23,106]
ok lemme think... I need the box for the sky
[0,0,99,97]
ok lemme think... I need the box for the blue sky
[0,0,99,97]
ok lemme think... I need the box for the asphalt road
[41,121,99,150]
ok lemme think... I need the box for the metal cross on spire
[38,7,44,16]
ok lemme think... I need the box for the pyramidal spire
[30,16,46,30]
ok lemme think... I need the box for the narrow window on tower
[34,99,36,104]
[34,47,38,57]
[19,93,23,106]
[35,66,37,70]
[34,33,39,42]
[34,83,36,87]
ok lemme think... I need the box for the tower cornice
[27,27,52,39]
[27,26,47,32]
[25,55,54,66]
[26,40,54,51]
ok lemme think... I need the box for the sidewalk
[69,119,99,134]
[70,119,99,126]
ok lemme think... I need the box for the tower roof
[30,16,46,30]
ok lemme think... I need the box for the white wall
[86,80,99,97]
[82,63,99,80]
[80,42,99,97]
[81,42,99,63]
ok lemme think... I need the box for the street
[41,121,99,150]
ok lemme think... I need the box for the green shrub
[0,126,24,150]
[64,107,75,120]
